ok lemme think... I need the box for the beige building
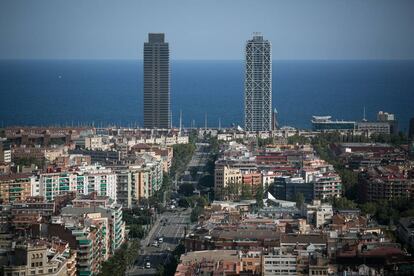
[214,165,242,200]
[0,173,34,204]
[3,242,76,276]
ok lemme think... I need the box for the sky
[1,0,414,60]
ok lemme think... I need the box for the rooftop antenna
[363,106,367,122]
[179,109,182,135]
[218,117,221,131]
[204,113,208,130]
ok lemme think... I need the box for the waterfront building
[311,116,355,132]
[244,33,272,132]
[357,121,391,135]
[377,111,398,134]
[143,33,170,129]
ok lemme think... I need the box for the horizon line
[1,58,414,62]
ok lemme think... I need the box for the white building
[85,136,111,150]
[357,121,391,135]
[304,200,333,228]
[39,165,117,202]
[263,247,297,276]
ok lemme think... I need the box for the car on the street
[151,240,159,247]
[158,237,163,243]
[145,261,151,269]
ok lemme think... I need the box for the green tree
[190,206,203,222]
[258,137,274,147]
[360,202,377,216]
[170,143,196,176]
[241,184,253,200]
[288,134,310,145]
[195,195,208,207]
[332,197,357,210]
[255,185,264,208]
[99,239,140,276]
[128,224,144,239]
[225,181,241,200]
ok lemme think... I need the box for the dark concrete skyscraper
[244,33,272,132]
[143,33,170,129]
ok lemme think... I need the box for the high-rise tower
[244,33,272,132]
[143,33,170,129]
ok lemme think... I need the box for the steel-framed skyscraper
[143,33,170,129]
[244,33,272,132]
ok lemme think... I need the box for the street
[126,142,208,275]
[126,209,191,275]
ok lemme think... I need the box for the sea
[0,60,413,131]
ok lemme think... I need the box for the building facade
[0,173,34,204]
[244,33,272,132]
[3,242,76,276]
[143,33,170,129]
[262,247,297,276]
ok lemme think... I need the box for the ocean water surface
[0,60,413,131]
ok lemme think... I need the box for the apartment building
[0,173,35,204]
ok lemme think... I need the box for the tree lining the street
[98,239,140,276]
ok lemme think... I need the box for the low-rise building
[397,217,414,250]
[358,166,413,202]
[263,247,297,276]
[62,194,125,254]
[305,200,333,228]
[214,165,242,200]
[3,241,77,276]
[0,173,35,204]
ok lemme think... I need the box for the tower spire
[179,109,182,135]
[363,106,367,122]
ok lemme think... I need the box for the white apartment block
[263,247,297,276]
